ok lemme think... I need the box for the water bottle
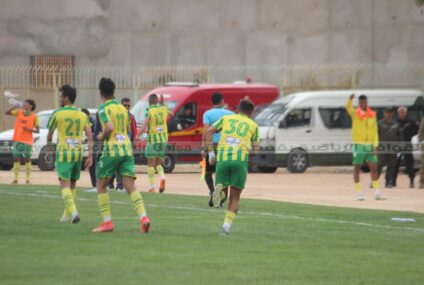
[391,217,416,223]
[9,98,23,107]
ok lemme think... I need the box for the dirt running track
[1,165,423,213]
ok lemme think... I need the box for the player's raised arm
[345,93,355,117]
[5,106,19,116]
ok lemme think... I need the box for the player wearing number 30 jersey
[47,85,93,224]
[206,99,259,235]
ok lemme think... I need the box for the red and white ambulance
[131,82,279,172]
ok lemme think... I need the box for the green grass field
[0,184,423,285]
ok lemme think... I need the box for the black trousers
[377,153,397,184]
[88,152,101,188]
[394,152,415,184]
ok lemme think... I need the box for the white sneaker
[374,190,387,200]
[221,226,230,236]
[116,188,126,193]
[59,215,70,223]
[356,192,365,201]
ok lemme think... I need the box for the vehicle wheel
[38,146,55,171]
[287,149,309,173]
[0,163,13,171]
[162,154,175,173]
[258,166,278,173]
[248,163,260,173]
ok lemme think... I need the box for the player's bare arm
[84,126,93,168]
[201,123,210,157]
[5,106,18,115]
[205,125,218,165]
[97,121,114,141]
[252,141,260,155]
[47,129,54,144]
[23,125,40,134]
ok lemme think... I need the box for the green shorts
[352,144,378,165]
[97,155,136,180]
[215,160,248,190]
[145,142,167,159]
[13,142,32,159]
[56,160,82,181]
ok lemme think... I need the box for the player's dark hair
[211,92,223,105]
[60,84,77,103]
[25,99,36,111]
[121,97,131,104]
[149,94,158,105]
[81,108,90,117]
[99,77,115,99]
[359,94,367,100]
[239,100,255,115]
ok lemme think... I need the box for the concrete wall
[0,0,424,66]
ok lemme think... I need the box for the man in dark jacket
[394,106,418,188]
[377,107,399,188]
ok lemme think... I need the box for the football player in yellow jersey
[47,85,93,224]
[206,99,260,235]
[137,94,172,193]
[92,78,150,233]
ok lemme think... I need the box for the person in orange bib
[5,100,39,184]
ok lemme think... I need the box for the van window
[176,102,197,130]
[38,113,52,129]
[319,108,351,129]
[285,109,311,128]
[255,104,287,126]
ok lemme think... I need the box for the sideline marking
[1,190,423,233]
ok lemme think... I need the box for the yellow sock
[148,167,155,188]
[25,162,31,181]
[13,162,20,181]
[98,193,111,222]
[354,182,362,192]
[372,180,379,189]
[63,189,77,218]
[130,191,146,218]
[62,188,77,215]
[224,211,236,226]
[156,165,165,180]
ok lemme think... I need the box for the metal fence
[1,64,423,130]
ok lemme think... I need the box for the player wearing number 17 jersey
[137,94,172,193]
[92,78,150,233]
[47,85,93,224]
[206,99,259,235]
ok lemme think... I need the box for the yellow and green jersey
[99,99,133,157]
[145,104,170,144]
[47,106,90,163]
[213,114,259,163]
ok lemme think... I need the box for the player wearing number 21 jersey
[47,85,93,224]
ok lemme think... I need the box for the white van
[0,109,97,171]
[253,89,424,173]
